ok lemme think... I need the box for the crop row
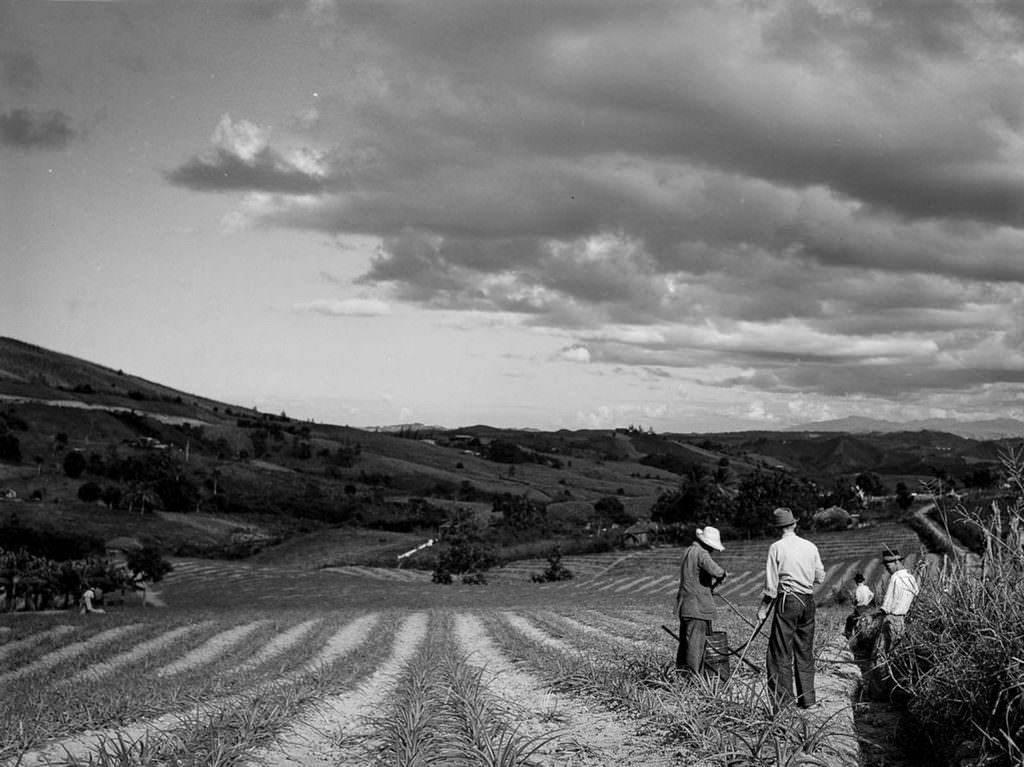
[2,605,858,766]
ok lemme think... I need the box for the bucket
[703,631,732,680]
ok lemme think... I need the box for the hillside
[0,336,1014,566]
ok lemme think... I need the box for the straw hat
[882,549,903,564]
[772,507,797,527]
[696,526,724,551]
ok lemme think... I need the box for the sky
[3,0,1024,433]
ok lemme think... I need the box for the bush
[0,433,21,463]
[77,482,102,503]
[885,447,1024,766]
[531,546,574,583]
[63,450,87,478]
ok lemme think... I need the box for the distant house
[623,520,659,548]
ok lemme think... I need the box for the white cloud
[558,344,591,363]
[211,114,270,162]
[294,298,392,316]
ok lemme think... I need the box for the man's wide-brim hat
[882,549,903,564]
[696,526,724,551]
[772,507,797,527]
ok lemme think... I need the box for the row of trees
[647,467,920,538]
[0,518,173,612]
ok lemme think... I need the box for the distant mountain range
[789,415,1024,440]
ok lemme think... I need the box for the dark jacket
[676,542,725,620]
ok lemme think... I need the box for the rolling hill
[0,335,1014,566]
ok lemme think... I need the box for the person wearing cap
[756,507,825,709]
[844,573,875,639]
[674,525,727,676]
[876,549,919,654]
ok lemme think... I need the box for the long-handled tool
[722,598,774,692]
[714,589,757,631]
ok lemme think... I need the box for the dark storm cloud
[166,114,327,194]
[166,147,326,194]
[0,108,74,149]
[719,365,1024,398]
[177,0,1024,410]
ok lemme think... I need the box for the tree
[651,472,733,527]
[0,433,21,463]
[101,486,122,510]
[731,471,818,537]
[77,482,102,503]
[63,450,87,478]
[895,482,915,511]
[493,493,545,532]
[594,496,636,526]
[124,545,173,583]
[433,509,497,584]
[855,472,887,497]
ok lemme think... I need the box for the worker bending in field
[756,508,825,709]
[843,572,874,639]
[674,526,727,676]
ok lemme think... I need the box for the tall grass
[884,447,1024,766]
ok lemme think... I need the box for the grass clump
[884,447,1024,766]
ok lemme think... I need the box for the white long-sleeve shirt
[854,583,874,607]
[763,530,825,598]
[881,569,919,616]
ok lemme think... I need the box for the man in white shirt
[844,572,875,638]
[877,549,919,654]
[756,507,825,709]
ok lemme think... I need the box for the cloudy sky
[3,0,1024,432]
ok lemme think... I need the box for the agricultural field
[0,522,924,766]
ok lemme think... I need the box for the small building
[623,520,659,548]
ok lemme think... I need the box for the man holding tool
[674,525,727,676]
[756,507,825,709]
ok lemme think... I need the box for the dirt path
[12,619,365,767]
[0,624,75,664]
[247,612,428,767]
[156,620,265,677]
[237,618,321,672]
[469,612,685,765]
[70,623,208,683]
[298,613,380,674]
[0,624,143,683]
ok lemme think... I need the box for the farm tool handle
[724,598,774,691]
[713,589,757,631]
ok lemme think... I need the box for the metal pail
[703,630,732,680]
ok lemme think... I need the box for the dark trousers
[766,592,816,708]
[844,604,871,638]
[676,617,710,674]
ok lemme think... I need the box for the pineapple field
[1,522,924,766]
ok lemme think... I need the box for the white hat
[696,526,724,552]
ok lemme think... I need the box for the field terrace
[0,520,925,766]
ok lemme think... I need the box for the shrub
[531,546,574,583]
[0,433,20,463]
[77,482,102,503]
[123,544,173,583]
[63,450,87,478]
[885,447,1024,766]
